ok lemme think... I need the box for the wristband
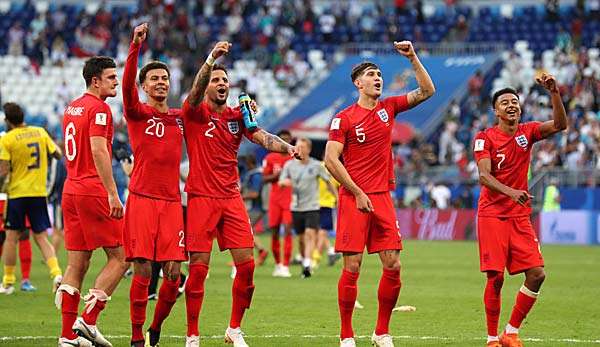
[206,54,216,67]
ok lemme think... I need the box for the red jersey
[473,122,542,218]
[328,95,409,194]
[182,100,259,198]
[262,152,292,204]
[123,42,183,201]
[63,93,114,197]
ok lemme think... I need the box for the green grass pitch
[0,238,598,346]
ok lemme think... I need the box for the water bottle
[239,92,258,131]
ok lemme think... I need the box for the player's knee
[68,262,89,278]
[163,266,181,281]
[344,260,361,273]
[384,260,401,273]
[487,271,504,292]
[189,252,210,265]
[529,269,546,287]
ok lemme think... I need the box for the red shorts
[186,195,254,252]
[268,199,292,228]
[62,194,123,251]
[123,194,186,262]
[477,216,544,275]
[335,191,403,254]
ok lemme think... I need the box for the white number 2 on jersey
[355,127,366,143]
[496,153,506,169]
[204,121,216,138]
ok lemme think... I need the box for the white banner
[540,211,592,245]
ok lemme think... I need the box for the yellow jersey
[318,162,340,208]
[0,126,57,198]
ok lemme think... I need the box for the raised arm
[252,129,301,159]
[477,158,532,206]
[90,136,123,218]
[122,23,147,115]
[187,41,231,106]
[324,141,373,212]
[536,73,568,139]
[394,41,435,109]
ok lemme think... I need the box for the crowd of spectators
[2,0,453,102]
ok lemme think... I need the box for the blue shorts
[5,197,51,233]
[319,207,334,231]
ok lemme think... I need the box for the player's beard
[214,96,227,106]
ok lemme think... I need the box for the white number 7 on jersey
[496,153,506,169]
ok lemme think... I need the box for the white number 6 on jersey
[355,127,366,143]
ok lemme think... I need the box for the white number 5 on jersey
[355,127,366,143]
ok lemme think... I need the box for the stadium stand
[0,0,598,209]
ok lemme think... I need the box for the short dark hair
[212,63,228,75]
[277,129,291,137]
[351,62,379,82]
[492,87,519,108]
[3,102,24,125]
[83,56,117,87]
[139,61,170,84]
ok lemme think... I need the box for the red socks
[230,259,255,329]
[375,268,401,335]
[338,270,359,339]
[185,262,209,336]
[508,285,538,329]
[283,234,292,266]
[82,289,108,325]
[150,277,180,331]
[130,275,150,341]
[60,288,80,339]
[271,233,281,264]
[19,238,32,280]
[484,272,504,336]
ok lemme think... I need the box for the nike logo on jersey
[152,116,162,121]
[210,116,220,121]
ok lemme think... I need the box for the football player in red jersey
[324,41,435,347]
[182,41,300,347]
[473,74,567,347]
[122,23,186,347]
[57,56,129,347]
[262,129,294,277]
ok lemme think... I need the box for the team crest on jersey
[377,109,389,123]
[228,121,240,134]
[515,134,528,148]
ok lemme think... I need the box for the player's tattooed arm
[394,41,435,108]
[536,73,568,138]
[187,63,213,107]
[188,41,231,106]
[477,158,532,206]
[252,130,301,159]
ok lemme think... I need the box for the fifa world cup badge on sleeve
[474,139,485,152]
